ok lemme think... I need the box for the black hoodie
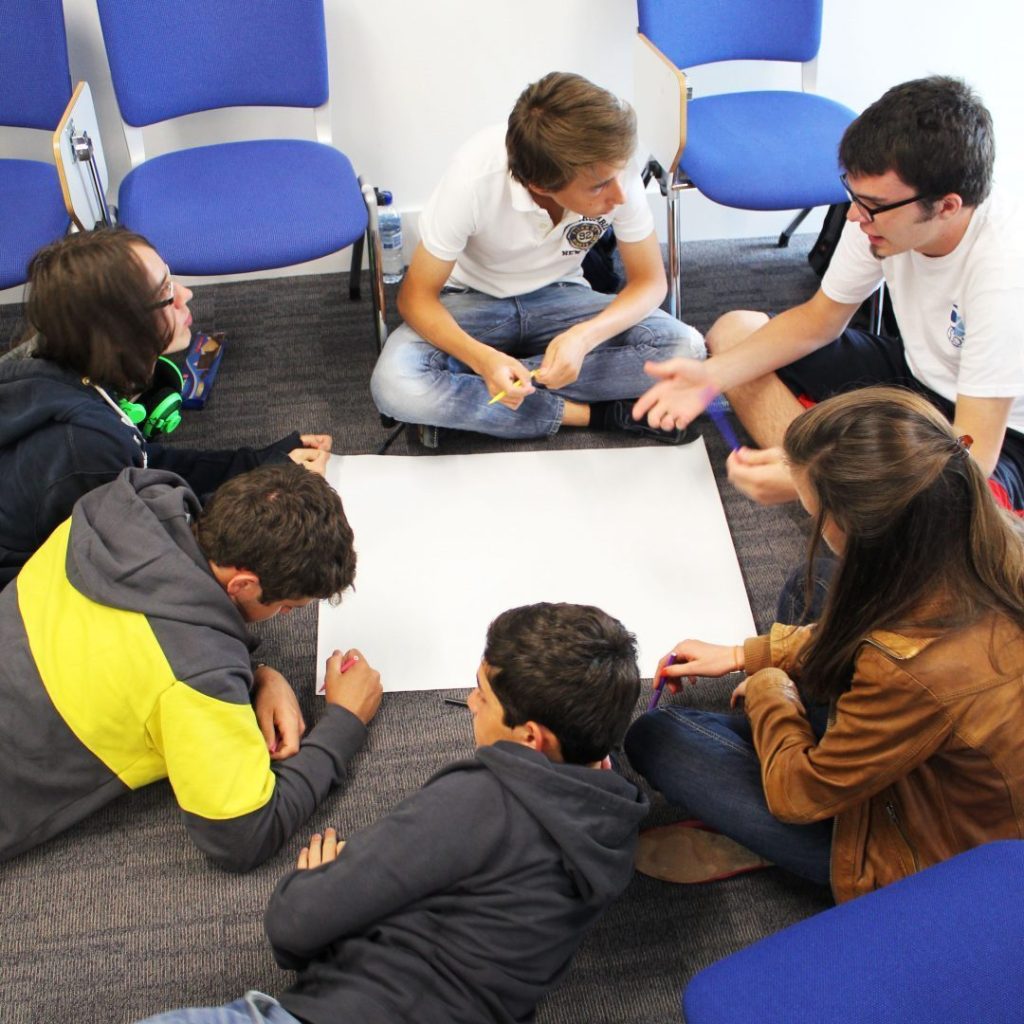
[0,354,299,588]
[267,742,648,1024]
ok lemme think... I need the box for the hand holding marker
[701,385,740,452]
[648,653,678,710]
[317,652,360,696]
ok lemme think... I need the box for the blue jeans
[776,551,839,626]
[370,283,705,438]
[624,707,833,885]
[134,991,302,1024]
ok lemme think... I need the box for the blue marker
[703,389,740,452]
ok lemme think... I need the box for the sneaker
[594,398,697,445]
[635,820,772,883]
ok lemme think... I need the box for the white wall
[2,0,1020,304]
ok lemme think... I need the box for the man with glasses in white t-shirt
[634,76,1024,513]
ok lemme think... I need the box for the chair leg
[869,282,887,335]
[666,171,683,320]
[417,424,439,449]
[359,180,389,358]
[375,422,407,455]
[348,236,364,300]
[778,208,812,248]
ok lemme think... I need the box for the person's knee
[706,310,769,356]
[635,310,706,360]
[369,328,435,418]
[623,713,663,776]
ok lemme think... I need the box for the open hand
[632,358,713,431]
[297,826,345,869]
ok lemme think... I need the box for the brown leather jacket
[742,613,1024,902]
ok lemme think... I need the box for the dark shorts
[778,328,1024,513]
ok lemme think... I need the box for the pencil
[488,370,537,405]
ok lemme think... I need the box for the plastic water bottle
[377,189,404,284]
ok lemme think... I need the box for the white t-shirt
[822,189,1024,435]
[417,123,655,298]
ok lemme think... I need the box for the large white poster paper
[317,440,755,692]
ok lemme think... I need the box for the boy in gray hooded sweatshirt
[137,602,647,1024]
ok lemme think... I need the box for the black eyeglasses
[147,274,175,311]
[839,173,929,223]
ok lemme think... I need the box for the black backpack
[808,201,899,337]
[808,202,850,278]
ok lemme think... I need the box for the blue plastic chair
[95,0,385,351]
[0,0,72,291]
[682,841,1024,1023]
[635,0,857,316]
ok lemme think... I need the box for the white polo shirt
[418,123,655,299]
[822,189,1024,435]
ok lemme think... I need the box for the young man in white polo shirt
[634,76,1024,513]
[370,72,704,442]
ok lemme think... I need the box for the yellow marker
[488,370,538,406]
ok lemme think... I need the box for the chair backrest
[636,0,823,69]
[0,0,72,130]
[95,0,330,127]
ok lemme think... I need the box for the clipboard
[52,81,113,231]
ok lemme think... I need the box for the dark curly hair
[197,464,357,605]
[484,602,639,764]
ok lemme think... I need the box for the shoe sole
[635,823,773,883]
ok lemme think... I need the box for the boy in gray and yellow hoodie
[0,464,381,872]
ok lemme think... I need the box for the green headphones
[118,356,184,438]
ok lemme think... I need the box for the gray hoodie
[0,468,366,870]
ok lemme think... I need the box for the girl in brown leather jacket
[625,387,1024,901]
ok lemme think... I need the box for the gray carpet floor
[0,234,833,1023]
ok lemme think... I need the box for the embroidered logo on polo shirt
[563,217,608,253]
[947,304,965,348]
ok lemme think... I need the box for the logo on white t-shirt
[947,304,965,349]
[563,217,608,252]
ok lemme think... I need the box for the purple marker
[648,653,679,711]
[705,397,741,453]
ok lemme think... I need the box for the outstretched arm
[633,289,859,431]
[265,771,501,968]
[157,651,381,872]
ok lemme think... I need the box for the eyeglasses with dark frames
[839,173,930,223]
[147,275,175,311]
